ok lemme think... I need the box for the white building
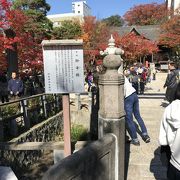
[47,1,91,27]
[72,1,91,16]
[166,0,180,11]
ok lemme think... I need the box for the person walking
[164,62,179,103]
[139,69,147,94]
[124,76,150,145]
[86,72,93,92]
[8,72,23,100]
[159,82,180,180]
[0,72,9,103]
[129,67,139,94]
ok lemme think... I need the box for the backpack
[176,71,180,84]
[168,70,179,88]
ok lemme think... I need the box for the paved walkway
[126,72,168,180]
[144,72,167,94]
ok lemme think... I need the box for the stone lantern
[99,35,125,180]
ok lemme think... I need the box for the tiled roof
[114,25,161,41]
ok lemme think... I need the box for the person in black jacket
[164,62,179,103]
[8,72,23,100]
[0,73,9,103]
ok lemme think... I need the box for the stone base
[98,116,125,180]
[53,150,64,164]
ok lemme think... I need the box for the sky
[46,0,165,19]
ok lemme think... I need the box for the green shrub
[27,97,40,108]
[71,124,88,141]
[0,103,20,119]
[46,94,54,103]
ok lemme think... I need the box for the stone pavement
[144,72,167,94]
[126,72,168,180]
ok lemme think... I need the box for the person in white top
[159,82,180,179]
[124,76,150,145]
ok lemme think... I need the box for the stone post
[99,35,125,180]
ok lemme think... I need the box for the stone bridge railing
[42,133,117,180]
[0,94,62,141]
[0,112,63,172]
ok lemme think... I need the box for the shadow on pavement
[90,87,99,140]
[125,138,130,180]
[150,147,168,180]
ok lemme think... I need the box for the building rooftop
[113,25,161,41]
[47,13,82,19]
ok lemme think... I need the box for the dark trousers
[1,95,9,103]
[140,82,145,94]
[124,92,147,140]
[168,163,180,180]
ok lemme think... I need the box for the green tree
[13,0,51,14]
[52,20,82,39]
[12,0,52,39]
[102,15,124,27]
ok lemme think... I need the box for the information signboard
[42,40,84,93]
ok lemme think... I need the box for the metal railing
[0,94,62,141]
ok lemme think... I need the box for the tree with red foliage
[0,0,44,73]
[81,16,110,72]
[160,14,180,48]
[160,12,180,67]
[124,3,168,25]
[113,31,158,65]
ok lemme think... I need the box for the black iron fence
[0,94,62,141]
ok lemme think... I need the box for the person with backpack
[128,67,139,94]
[164,62,179,103]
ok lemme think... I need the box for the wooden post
[62,94,71,157]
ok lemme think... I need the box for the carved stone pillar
[99,35,125,180]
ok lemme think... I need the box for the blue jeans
[124,92,147,140]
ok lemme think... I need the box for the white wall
[72,1,91,16]
[166,0,180,11]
